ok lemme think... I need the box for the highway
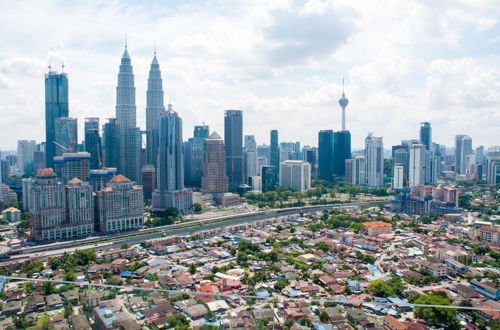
[6,201,386,260]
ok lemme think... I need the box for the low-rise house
[26,294,45,312]
[425,263,447,277]
[63,290,80,304]
[1,300,22,316]
[183,304,208,319]
[46,293,63,310]
[383,315,408,330]
[72,314,92,330]
[206,299,230,313]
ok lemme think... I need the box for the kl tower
[338,78,349,131]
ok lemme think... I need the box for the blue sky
[0,0,499,150]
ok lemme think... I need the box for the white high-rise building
[245,147,259,178]
[279,160,311,192]
[393,164,404,190]
[409,144,426,187]
[17,140,36,174]
[455,135,472,174]
[365,134,384,188]
[486,157,500,184]
[351,155,367,186]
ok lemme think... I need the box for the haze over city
[1,0,500,150]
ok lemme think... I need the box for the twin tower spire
[115,45,166,182]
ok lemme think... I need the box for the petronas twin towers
[115,45,165,184]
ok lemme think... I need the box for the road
[5,201,386,261]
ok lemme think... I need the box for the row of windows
[41,224,93,241]
[106,217,143,231]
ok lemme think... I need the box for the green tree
[414,294,458,328]
[120,243,130,249]
[189,263,196,275]
[193,202,204,212]
[319,311,330,323]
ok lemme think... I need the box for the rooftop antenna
[61,63,65,73]
[125,34,128,49]
[338,77,349,132]
[154,41,156,56]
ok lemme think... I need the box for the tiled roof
[110,174,131,183]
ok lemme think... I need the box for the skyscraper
[84,117,101,169]
[419,122,432,150]
[393,164,404,190]
[409,144,426,187]
[392,144,410,186]
[145,52,165,167]
[279,160,311,192]
[184,125,209,187]
[224,110,243,191]
[152,105,192,213]
[116,46,141,182]
[45,70,69,169]
[54,152,91,184]
[365,134,384,188]
[245,135,257,150]
[17,140,36,175]
[318,130,334,181]
[455,135,473,174]
[351,155,367,186]
[270,130,279,176]
[202,132,228,194]
[333,131,351,178]
[103,118,119,169]
[194,125,210,139]
[54,117,78,155]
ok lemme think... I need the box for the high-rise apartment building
[45,70,69,169]
[409,144,426,187]
[152,105,192,213]
[224,110,243,191]
[202,132,228,194]
[455,135,472,174]
[17,140,36,174]
[145,52,165,167]
[365,134,384,188]
[279,160,311,192]
[351,155,367,186]
[393,164,404,190]
[54,117,78,155]
[30,168,94,242]
[84,118,101,169]
[116,46,141,182]
[245,146,259,179]
[94,175,144,232]
[89,167,117,192]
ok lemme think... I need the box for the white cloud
[0,0,499,151]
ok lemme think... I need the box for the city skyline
[1,1,500,151]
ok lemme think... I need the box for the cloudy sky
[1,0,499,151]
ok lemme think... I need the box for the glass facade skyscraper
[318,130,334,181]
[45,70,68,169]
[145,53,165,167]
[84,117,101,169]
[333,131,351,178]
[103,118,119,169]
[270,130,279,176]
[224,110,243,191]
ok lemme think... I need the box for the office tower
[476,146,485,164]
[54,117,78,156]
[152,105,192,213]
[140,165,155,201]
[245,135,257,150]
[89,167,117,192]
[257,157,267,175]
[455,135,472,174]
[392,145,409,185]
[351,155,367,186]
[94,175,144,232]
[419,122,432,150]
[245,146,258,179]
[145,52,165,166]
[103,118,119,169]
[302,146,317,179]
[365,134,384,188]
[257,144,270,163]
[393,164,404,190]
[84,118,101,169]
[261,165,277,192]
[270,130,279,174]
[486,157,500,184]
[45,70,69,169]
[488,146,500,157]
[345,159,353,182]
[54,152,90,184]
[409,144,426,187]
[30,168,94,242]
[33,143,46,173]
[184,125,209,187]
[116,46,141,182]
[224,110,244,191]
[21,178,33,210]
[17,140,36,174]
[279,160,311,192]
[201,132,228,194]
[333,131,351,178]
[5,155,17,167]
[338,79,349,132]
[318,130,334,181]
[0,160,8,186]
